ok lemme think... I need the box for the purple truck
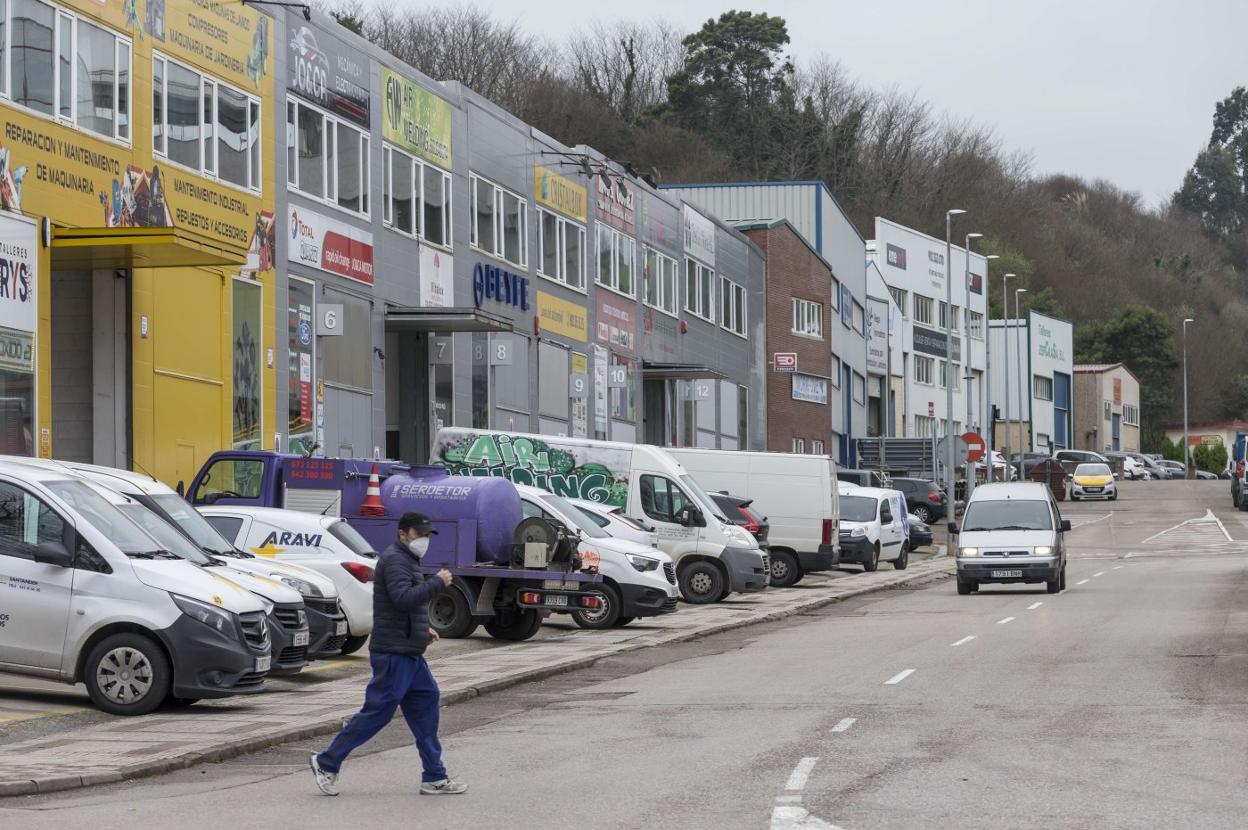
[185,451,601,641]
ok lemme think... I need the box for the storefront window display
[232,278,262,450]
[287,277,315,453]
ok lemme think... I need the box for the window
[853,372,866,404]
[0,483,65,561]
[852,301,865,335]
[684,257,714,320]
[792,438,805,454]
[720,277,746,336]
[609,355,636,422]
[644,247,678,315]
[791,298,823,338]
[939,361,961,390]
[968,311,984,339]
[382,145,452,244]
[154,54,259,189]
[830,277,840,312]
[939,302,950,329]
[951,304,961,330]
[1034,375,1053,401]
[595,224,635,295]
[203,515,244,545]
[6,2,131,142]
[888,287,907,317]
[1123,403,1139,426]
[471,174,527,268]
[914,356,934,385]
[639,475,691,523]
[191,459,264,503]
[914,415,935,438]
[812,439,824,455]
[914,295,934,325]
[537,208,586,290]
[285,97,368,212]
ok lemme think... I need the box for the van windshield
[43,480,172,557]
[963,499,1053,532]
[148,493,235,555]
[543,494,609,539]
[117,504,213,565]
[679,475,731,524]
[840,496,877,523]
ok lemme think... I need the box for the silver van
[952,482,1071,595]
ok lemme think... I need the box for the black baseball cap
[398,512,438,534]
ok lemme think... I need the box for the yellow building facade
[0,0,276,486]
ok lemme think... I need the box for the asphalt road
[4,479,1246,829]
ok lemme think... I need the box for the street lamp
[1183,317,1194,477]
[983,254,1000,481]
[963,233,982,496]
[944,209,966,526]
[1001,272,1016,475]
[1015,288,1029,458]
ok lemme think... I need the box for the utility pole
[944,209,965,525]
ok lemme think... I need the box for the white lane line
[884,669,915,685]
[1027,602,1043,610]
[1208,509,1233,541]
[1112,565,1124,570]
[775,795,803,803]
[996,616,1015,625]
[1093,571,1105,577]
[1070,513,1111,529]
[785,757,819,791]
[1076,579,1090,585]
[951,635,977,647]
[831,717,857,733]
[770,805,844,830]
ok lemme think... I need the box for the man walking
[310,511,467,796]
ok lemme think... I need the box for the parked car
[569,499,660,548]
[952,482,1070,595]
[837,469,891,489]
[1195,469,1218,480]
[837,487,909,572]
[890,477,947,524]
[1157,460,1187,478]
[1105,452,1148,480]
[1128,452,1172,480]
[1071,462,1118,501]
[906,515,934,549]
[1010,452,1052,478]
[709,492,770,547]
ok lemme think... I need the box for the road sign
[938,434,971,465]
[962,431,986,463]
[774,352,797,372]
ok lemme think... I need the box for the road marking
[770,805,844,829]
[831,717,856,733]
[1093,571,1105,577]
[996,616,1015,625]
[951,635,977,647]
[1141,510,1232,544]
[1112,565,1123,570]
[1027,602,1043,610]
[1069,513,1111,529]
[785,757,819,790]
[884,669,915,685]
[1208,509,1233,541]
[1076,579,1090,585]
[775,795,803,803]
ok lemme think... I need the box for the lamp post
[1183,317,1194,477]
[983,254,1000,481]
[1015,288,1029,457]
[963,233,982,494]
[944,209,966,524]
[1001,272,1016,477]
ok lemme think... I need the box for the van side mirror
[677,506,705,527]
[34,540,73,568]
[1060,519,1072,532]
[948,522,959,536]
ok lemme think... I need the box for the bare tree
[566,19,683,122]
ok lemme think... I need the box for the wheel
[957,578,972,595]
[340,635,369,655]
[1046,572,1062,593]
[678,561,726,604]
[430,586,479,639]
[484,608,542,641]
[1110,492,1118,501]
[572,582,622,629]
[768,550,802,587]
[893,544,909,570]
[83,633,171,716]
[614,616,635,627]
[911,504,932,524]
[1060,565,1067,590]
[863,544,880,572]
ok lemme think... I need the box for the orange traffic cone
[359,464,386,516]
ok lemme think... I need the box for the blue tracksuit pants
[318,652,446,782]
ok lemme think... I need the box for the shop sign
[0,327,33,373]
[640,192,678,253]
[287,457,344,488]
[535,165,587,223]
[683,205,715,262]
[773,352,796,372]
[593,345,609,438]
[288,205,374,284]
[912,324,961,361]
[596,173,635,233]
[866,297,889,375]
[928,401,935,417]
[596,292,636,355]
[0,215,37,335]
[473,263,530,311]
[791,373,829,405]
[1035,322,1066,361]
[969,270,983,295]
[570,352,589,400]
[287,14,370,127]
[419,244,453,308]
[381,67,453,169]
[885,243,907,270]
[537,291,588,342]
[681,379,714,401]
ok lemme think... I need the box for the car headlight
[172,594,236,635]
[625,553,660,572]
[1033,546,1053,556]
[958,547,979,557]
[277,575,321,597]
[850,526,867,537]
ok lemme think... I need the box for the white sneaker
[309,753,339,796]
[420,777,468,795]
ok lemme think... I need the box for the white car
[197,505,375,654]
[1070,462,1118,501]
[568,498,660,548]
[837,487,910,571]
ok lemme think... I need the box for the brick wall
[744,224,834,454]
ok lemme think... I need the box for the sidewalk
[0,559,953,796]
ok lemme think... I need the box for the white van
[0,461,272,715]
[663,448,839,587]
[431,428,768,603]
[837,487,910,571]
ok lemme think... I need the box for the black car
[906,515,933,548]
[890,477,947,524]
[1010,452,1051,479]
[709,493,770,546]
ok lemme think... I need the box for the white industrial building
[989,311,1074,455]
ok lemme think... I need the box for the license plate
[335,620,348,636]
[254,655,271,673]
[1085,487,1101,493]
[991,569,1023,578]
[293,631,309,647]
[546,594,569,607]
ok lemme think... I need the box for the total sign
[288,205,375,285]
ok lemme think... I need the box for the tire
[340,635,369,656]
[429,586,479,639]
[911,504,932,524]
[483,608,542,641]
[678,561,726,604]
[893,544,909,570]
[1060,565,1067,591]
[768,550,802,587]
[863,544,880,573]
[1046,572,1062,593]
[957,578,972,595]
[614,616,635,627]
[572,582,622,630]
[1110,492,1118,501]
[83,633,171,716]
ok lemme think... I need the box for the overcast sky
[471,0,1245,209]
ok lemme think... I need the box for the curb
[1,561,952,798]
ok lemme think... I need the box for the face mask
[408,537,430,558]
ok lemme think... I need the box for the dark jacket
[370,540,448,657]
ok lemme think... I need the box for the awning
[641,362,728,381]
[384,307,515,334]
[51,226,248,270]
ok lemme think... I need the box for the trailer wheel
[678,560,725,604]
[430,587,479,639]
[484,608,542,641]
[572,582,621,630]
